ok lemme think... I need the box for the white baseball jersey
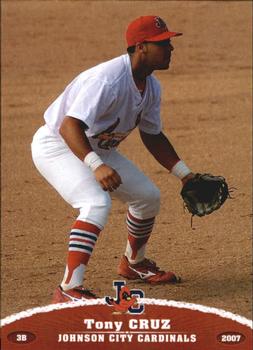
[44,54,162,150]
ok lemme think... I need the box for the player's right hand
[94,164,122,192]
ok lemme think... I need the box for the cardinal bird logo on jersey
[92,112,142,150]
[105,281,144,314]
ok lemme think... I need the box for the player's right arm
[59,116,122,191]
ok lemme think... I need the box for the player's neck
[130,55,152,90]
[133,76,146,92]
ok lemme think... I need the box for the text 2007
[221,334,241,342]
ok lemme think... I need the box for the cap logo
[154,16,167,29]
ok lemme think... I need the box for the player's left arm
[139,130,194,184]
[140,131,230,218]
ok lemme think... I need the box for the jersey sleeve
[65,78,116,129]
[138,78,162,135]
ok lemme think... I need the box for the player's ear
[136,42,148,53]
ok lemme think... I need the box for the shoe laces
[137,258,164,273]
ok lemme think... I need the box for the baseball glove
[181,173,230,218]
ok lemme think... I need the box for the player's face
[143,39,174,70]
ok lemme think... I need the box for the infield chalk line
[1,298,252,329]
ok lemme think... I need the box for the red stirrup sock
[125,211,155,264]
[61,220,101,290]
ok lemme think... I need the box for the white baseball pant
[31,125,160,229]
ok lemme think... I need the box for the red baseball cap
[126,16,182,48]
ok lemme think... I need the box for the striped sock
[61,220,101,291]
[125,211,155,264]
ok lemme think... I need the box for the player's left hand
[181,172,195,185]
[180,173,230,217]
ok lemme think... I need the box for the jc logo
[105,280,145,314]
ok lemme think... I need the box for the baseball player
[31,16,194,302]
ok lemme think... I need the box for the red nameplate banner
[1,297,252,350]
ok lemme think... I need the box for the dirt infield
[2,1,252,320]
